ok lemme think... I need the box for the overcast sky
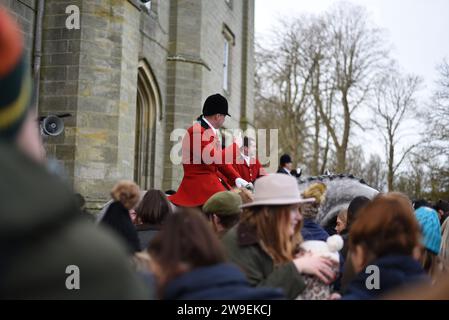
[255,0,449,98]
[255,0,449,165]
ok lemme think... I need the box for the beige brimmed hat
[241,174,315,208]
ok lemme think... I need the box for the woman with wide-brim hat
[222,174,337,299]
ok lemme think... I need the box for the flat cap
[203,191,242,216]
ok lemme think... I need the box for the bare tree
[312,3,388,173]
[395,153,428,200]
[427,59,449,155]
[363,154,386,191]
[373,69,422,191]
[256,2,389,174]
[255,17,318,168]
[306,18,334,175]
[345,145,366,178]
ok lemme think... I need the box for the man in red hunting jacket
[168,94,252,207]
[231,136,266,184]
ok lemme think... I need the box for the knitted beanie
[415,206,442,254]
[0,8,33,140]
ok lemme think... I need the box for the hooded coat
[163,263,285,300]
[342,255,429,300]
[101,201,141,254]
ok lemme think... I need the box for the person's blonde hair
[111,180,140,210]
[301,183,327,219]
[240,205,302,265]
[302,183,327,204]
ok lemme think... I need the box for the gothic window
[134,61,161,190]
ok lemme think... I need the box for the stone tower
[2,0,255,210]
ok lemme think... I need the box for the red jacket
[168,120,241,207]
[232,155,266,184]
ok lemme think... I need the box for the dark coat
[301,218,329,242]
[276,167,291,175]
[222,223,306,299]
[340,231,349,260]
[342,255,429,300]
[101,201,141,253]
[163,263,285,300]
[136,224,161,251]
[0,141,148,299]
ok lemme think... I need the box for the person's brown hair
[338,209,348,224]
[207,213,239,230]
[148,209,226,296]
[110,180,140,210]
[240,205,302,265]
[135,189,172,225]
[349,193,421,259]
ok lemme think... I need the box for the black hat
[413,199,431,210]
[202,94,230,117]
[280,154,292,165]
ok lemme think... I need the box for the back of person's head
[135,189,172,225]
[301,183,327,219]
[148,209,226,293]
[349,193,421,264]
[347,196,370,230]
[433,199,449,212]
[412,199,431,210]
[202,191,242,231]
[433,199,449,224]
[110,180,140,210]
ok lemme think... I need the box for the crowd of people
[1,6,449,300]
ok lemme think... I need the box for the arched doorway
[134,61,161,190]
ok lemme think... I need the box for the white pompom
[327,234,343,252]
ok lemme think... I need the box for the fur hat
[301,183,327,219]
[302,183,327,205]
[110,180,141,210]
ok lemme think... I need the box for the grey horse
[297,174,379,231]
